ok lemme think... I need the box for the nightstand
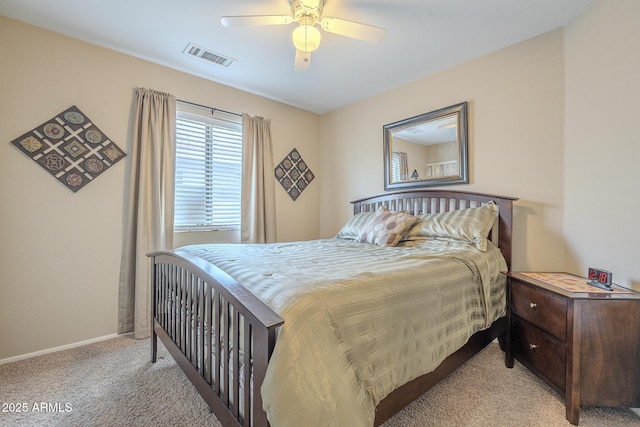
[504,272,640,425]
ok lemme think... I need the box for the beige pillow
[358,207,418,247]
[336,211,376,240]
[404,201,498,251]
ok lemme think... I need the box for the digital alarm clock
[587,267,613,290]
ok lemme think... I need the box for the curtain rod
[177,99,242,117]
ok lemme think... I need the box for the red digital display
[588,268,612,286]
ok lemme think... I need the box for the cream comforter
[180,238,507,427]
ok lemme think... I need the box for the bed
[149,190,517,427]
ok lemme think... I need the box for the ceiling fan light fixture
[292,24,321,53]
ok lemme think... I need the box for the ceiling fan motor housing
[291,0,325,25]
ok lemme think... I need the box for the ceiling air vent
[183,43,235,68]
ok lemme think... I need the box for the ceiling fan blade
[320,17,387,43]
[294,49,311,71]
[220,15,293,27]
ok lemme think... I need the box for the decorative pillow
[335,211,376,240]
[357,207,418,247]
[404,201,498,251]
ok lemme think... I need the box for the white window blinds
[174,106,242,232]
[391,151,400,182]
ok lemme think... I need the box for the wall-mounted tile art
[274,148,314,201]
[10,105,126,193]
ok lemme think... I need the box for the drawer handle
[529,302,538,309]
[529,344,538,351]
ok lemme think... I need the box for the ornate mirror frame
[384,102,468,190]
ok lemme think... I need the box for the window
[391,151,408,182]
[174,105,242,232]
[391,152,400,182]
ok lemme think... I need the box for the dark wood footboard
[149,250,283,427]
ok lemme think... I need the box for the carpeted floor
[1,336,638,427]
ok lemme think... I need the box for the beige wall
[563,0,640,289]
[319,29,566,273]
[425,141,457,165]
[0,17,320,360]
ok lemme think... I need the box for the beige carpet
[1,336,638,427]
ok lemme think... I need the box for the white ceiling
[0,0,592,114]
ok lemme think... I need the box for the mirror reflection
[384,102,468,190]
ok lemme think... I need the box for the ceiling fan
[220,0,388,71]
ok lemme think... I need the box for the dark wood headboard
[351,190,518,269]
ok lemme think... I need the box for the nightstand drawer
[512,316,566,390]
[511,280,567,341]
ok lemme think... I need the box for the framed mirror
[384,102,468,190]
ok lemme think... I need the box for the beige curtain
[118,88,176,338]
[241,113,277,243]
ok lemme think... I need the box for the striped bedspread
[179,237,507,427]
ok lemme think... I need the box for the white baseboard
[0,333,128,365]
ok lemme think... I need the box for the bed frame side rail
[149,250,284,427]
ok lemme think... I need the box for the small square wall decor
[10,105,126,193]
[274,148,314,201]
